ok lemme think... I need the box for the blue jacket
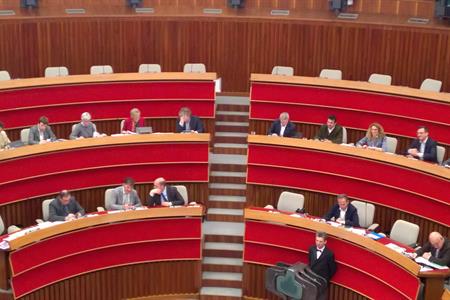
[324,203,360,227]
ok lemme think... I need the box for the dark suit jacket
[268,120,300,138]
[416,238,450,267]
[324,203,360,227]
[314,124,343,144]
[308,246,337,282]
[147,185,185,206]
[407,137,438,163]
[176,116,204,133]
[28,125,56,145]
[48,197,85,222]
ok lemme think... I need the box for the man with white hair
[147,177,185,207]
[413,232,450,267]
[70,112,99,139]
[267,112,300,138]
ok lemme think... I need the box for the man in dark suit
[176,107,204,133]
[308,231,337,284]
[28,116,57,145]
[148,177,185,207]
[413,232,450,267]
[48,190,85,222]
[314,115,343,144]
[406,126,438,163]
[267,112,300,138]
[324,194,360,227]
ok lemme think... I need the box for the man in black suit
[308,231,337,285]
[314,115,343,144]
[148,177,185,207]
[176,107,204,133]
[406,126,438,163]
[324,194,360,227]
[267,112,300,138]
[413,232,450,267]
[48,190,85,222]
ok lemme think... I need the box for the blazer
[407,137,438,163]
[147,185,185,207]
[0,130,11,149]
[268,120,300,138]
[28,125,56,145]
[122,118,145,132]
[314,124,343,144]
[416,238,450,267]
[48,197,85,222]
[110,186,142,210]
[176,116,204,133]
[324,203,360,227]
[356,136,387,151]
[308,246,337,282]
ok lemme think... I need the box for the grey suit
[48,197,85,222]
[28,125,56,145]
[110,186,142,210]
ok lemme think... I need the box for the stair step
[214,137,247,144]
[205,235,243,243]
[210,176,246,184]
[203,257,244,266]
[215,132,248,137]
[202,272,243,281]
[209,195,246,202]
[216,115,249,122]
[209,154,247,165]
[216,104,249,112]
[207,201,245,209]
[204,242,244,251]
[202,264,243,273]
[216,111,249,116]
[215,121,249,127]
[216,96,249,105]
[210,172,246,178]
[210,164,247,172]
[207,208,243,216]
[213,148,247,155]
[209,183,246,190]
[214,143,248,149]
[215,125,248,133]
[200,287,243,298]
[209,188,246,196]
[203,221,244,236]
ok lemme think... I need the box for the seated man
[48,190,85,222]
[28,116,57,145]
[308,231,337,283]
[0,121,11,149]
[110,177,142,210]
[148,177,185,207]
[406,126,437,163]
[268,112,300,138]
[314,115,343,144]
[70,112,101,139]
[176,107,204,133]
[324,194,360,227]
[412,232,450,267]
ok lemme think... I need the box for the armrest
[35,219,44,224]
[7,225,21,234]
[97,207,105,212]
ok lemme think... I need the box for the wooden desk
[0,207,203,299]
[249,74,450,159]
[246,135,450,244]
[0,133,210,230]
[0,73,216,140]
[243,208,422,300]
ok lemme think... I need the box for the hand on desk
[422,252,432,260]
[65,214,76,221]
[407,149,419,157]
[161,201,171,207]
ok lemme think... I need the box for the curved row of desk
[0,73,216,139]
[246,135,450,244]
[0,133,210,230]
[0,207,203,299]
[243,208,449,300]
[249,74,450,158]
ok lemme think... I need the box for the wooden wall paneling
[246,184,450,245]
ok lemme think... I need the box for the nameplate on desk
[203,8,223,14]
[135,7,154,14]
[407,17,429,24]
[337,13,359,20]
[65,8,86,14]
[0,10,15,16]
[270,10,290,16]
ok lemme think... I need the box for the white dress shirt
[339,208,347,221]
[328,126,335,134]
[316,247,325,259]
[280,125,287,137]
[417,138,428,160]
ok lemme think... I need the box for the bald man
[413,232,450,267]
[147,177,185,207]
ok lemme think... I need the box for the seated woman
[0,121,11,150]
[356,122,387,151]
[122,108,144,133]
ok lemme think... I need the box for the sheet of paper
[385,243,406,253]
[415,256,449,270]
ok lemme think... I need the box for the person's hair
[418,126,429,133]
[316,231,328,240]
[130,108,140,118]
[336,194,349,201]
[58,190,71,198]
[81,112,92,121]
[366,122,385,140]
[328,115,337,122]
[39,116,49,125]
[123,177,135,186]
[279,112,289,120]
[0,121,4,130]
[178,107,192,117]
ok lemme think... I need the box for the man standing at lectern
[308,231,337,298]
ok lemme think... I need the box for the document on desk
[385,243,406,253]
[415,257,449,270]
